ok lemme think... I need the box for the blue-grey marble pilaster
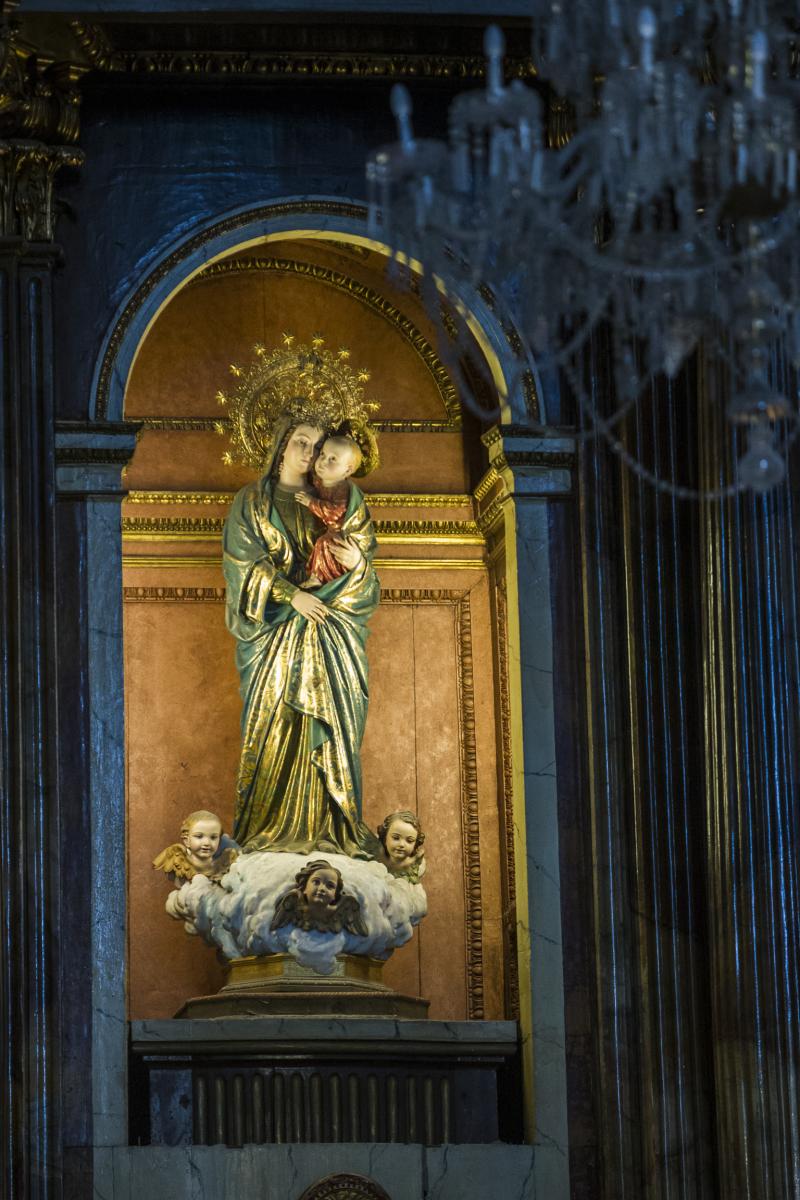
[56,421,139,1160]
[486,427,574,1199]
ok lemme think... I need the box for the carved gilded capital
[0,14,83,241]
[0,140,82,240]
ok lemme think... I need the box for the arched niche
[72,201,569,1178]
[121,222,519,1023]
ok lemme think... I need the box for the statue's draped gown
[223,469,380,857]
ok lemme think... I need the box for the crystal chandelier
[367,5,800,496]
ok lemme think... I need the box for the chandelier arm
[547,209,794,284]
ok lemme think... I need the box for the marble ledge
[131,1015,519,1053]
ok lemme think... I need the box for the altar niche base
[177,954,429,1019]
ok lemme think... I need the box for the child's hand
[295,491,312,507]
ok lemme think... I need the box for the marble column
[0,13,83,1196]
[478,425,574,1199]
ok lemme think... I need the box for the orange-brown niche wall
[123,235,508,1021]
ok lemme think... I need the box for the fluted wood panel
[573,348,800,1199]
[0,249,61,1200]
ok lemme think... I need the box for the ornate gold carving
[369,493,471,508]
[126,490,472,508]
[136,416,457,434]
[124,586,225,602]
[68,20,115,72]
[0,20,84,239]
[218,333,379,471]
[455,592,484,1020]
[0,25,83,144]
[68,20,534,87]
[95,200,367,420]
[377,585,484,1020]
[122,517,222,540]
[379,587,467,604]
[0,141,83,241]
[138,417,219,432]
[377,520,483,544]
[195,257,460,427]
[495,580,520,1021]
[127,490,236,506]
[498,449,576,471]
[476,496,508,536]
[473,467,501,503]
[372,420,454,433]
[121,515,484,544]
[298,1174,392,1200]
[123,555,487,571]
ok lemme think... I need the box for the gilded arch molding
[91,197,533,425]
[190,255,461,429]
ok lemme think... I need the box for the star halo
[216,333,380,473]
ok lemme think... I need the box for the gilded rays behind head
[216,334,380,475]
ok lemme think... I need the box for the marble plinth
[130,1017,522,1148]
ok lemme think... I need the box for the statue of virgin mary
[221,339,382,859]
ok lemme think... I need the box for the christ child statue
[295,434,363,589]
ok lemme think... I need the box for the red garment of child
[305,481,350,584]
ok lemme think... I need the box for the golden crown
[215,333,380,473]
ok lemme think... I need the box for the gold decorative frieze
[473,467,501,503]
[127,490,472,508]
[369,493,472,508]
[124,586,226,603]
[0,19,85,240]
[138,418,219,433]
[136,416,458,434]
[476,496,508,536]
[494,580,520,1021]
[455,592,484,1019]
[127,490,236,506]
[121,515,484,545]
[122,516,222,540]
[193,257,461,427]
[376,520,483,545]
[123,554,486,571]
[69,20,535,84]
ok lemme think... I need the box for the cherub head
[377,810,425,871]
[295,858,343,915]
[314,435,362,488]
[180,810,222,870]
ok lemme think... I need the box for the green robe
[223,474,381,857]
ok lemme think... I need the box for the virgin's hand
[291,590,328,624]
[330,536,363,571]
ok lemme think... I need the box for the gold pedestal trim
[225,953,386,990]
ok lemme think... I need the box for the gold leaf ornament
[218,335,381,474]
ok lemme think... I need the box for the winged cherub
[269,858,368,936]
[153,809,238,885]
